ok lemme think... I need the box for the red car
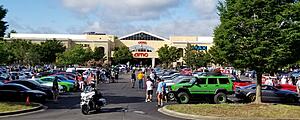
[229,75,254,90]
[275,84,297,92]
[180,68,192,75]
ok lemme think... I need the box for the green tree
[214,0,300,103]
[0,5,7,37]
[157,44,181,68]
[184,44,209,69]
[8,39,33,64]
[24,44,41,65]
[0,41,11,64]
[113,46,133,64]
[207,45,228,66]
[93,47,105,60]
[39,39,66,64]
[56,45,92,65]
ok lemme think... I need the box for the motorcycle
[80,86,106,115]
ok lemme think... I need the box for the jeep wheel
[177,92,190,104]
[214,92,227,104]
[247,94,256,103]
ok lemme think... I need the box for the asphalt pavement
[1,74,182,120]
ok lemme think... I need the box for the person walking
[145,76,153,102]
[156,78,165,107]
[137,71,144,89]
[52,76,59,103]
[131,70,136,88]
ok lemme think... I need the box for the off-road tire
[177,92,190,104]
[214,92,227,104]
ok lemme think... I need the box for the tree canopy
[113,46,133,64]
[184,44,209,69]
[39,39,66,64]
[157,44,181,68]
[214,0,300,103]
[0,5,7,37]
[56,45,93,65]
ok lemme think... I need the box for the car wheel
[167,92,176,101]
[214,92,227,104]
[247,94,256,103]
[177,92,190,104]
[286,95,298,103]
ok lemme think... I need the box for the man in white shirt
[145,76,153,102]
[265,77,273,86]
[281,76,287,84]
[296,78,300,94]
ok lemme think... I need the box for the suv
[169,75,234,104]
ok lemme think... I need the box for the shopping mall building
[8,31,213,67]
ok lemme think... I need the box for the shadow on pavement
[105,95,145,104]
[45,95,80,109]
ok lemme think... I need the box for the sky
[1,0,220,37]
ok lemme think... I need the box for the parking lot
[1,74,181,120]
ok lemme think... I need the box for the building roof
[10,33,86,40]
[119,31,169,41]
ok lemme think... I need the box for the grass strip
[166,103,300,119]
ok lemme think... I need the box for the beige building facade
[8,31,213,67]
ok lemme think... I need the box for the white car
[10,72,26,80]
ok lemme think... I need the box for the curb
[158,105,298,120]
[0,103,45,118]
[158,106,220,120]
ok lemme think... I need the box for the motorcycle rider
[90,83,103,107]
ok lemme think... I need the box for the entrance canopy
[119,31,168,41]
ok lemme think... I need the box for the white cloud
[61,0,180,21]
[190,0,219,19]
[60,0,220,37]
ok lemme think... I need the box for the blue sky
[1,0,220,37]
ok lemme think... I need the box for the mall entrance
[130,58,161,67]
[131,58,152,66]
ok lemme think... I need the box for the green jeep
[170,75,234,104]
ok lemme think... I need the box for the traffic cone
[26,96,30,106]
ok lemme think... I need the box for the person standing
[137,71,144,89]
[131,70,136,88]
[265,77,273,86]
[281,76,287,84]
[296,78,300,94]
[150,71,155,83]
[52,76,59,103]
[156,78,164,107]
[145,76,153,102]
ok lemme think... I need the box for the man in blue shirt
[156,78,166,107]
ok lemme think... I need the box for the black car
[7,80,53,99]
[235,84,299,103]
[0,84,47,103]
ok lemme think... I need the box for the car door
[206,78,219,93]
[189,77,208,94]
[262,86,279,102]
[218,78,232,91]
